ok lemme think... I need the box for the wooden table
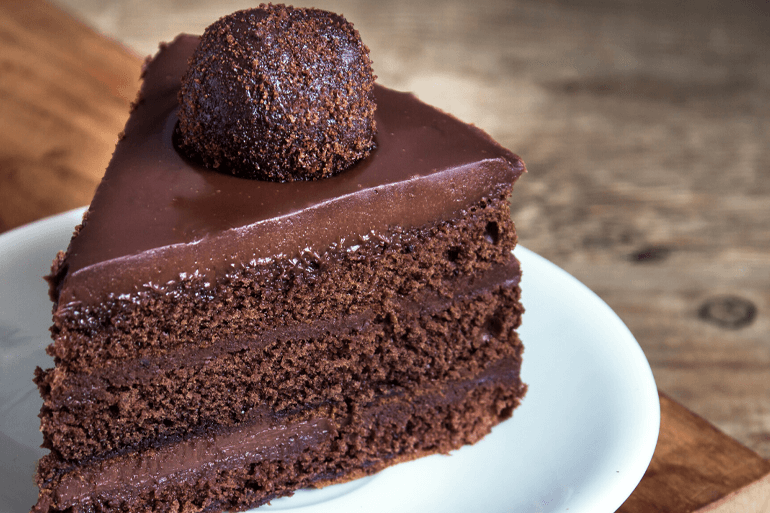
[1,0,769,511]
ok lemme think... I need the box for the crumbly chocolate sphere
[176,4,377,182]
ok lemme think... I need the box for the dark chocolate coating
[176,5,376,182]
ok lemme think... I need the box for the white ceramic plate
[0,208,659,513]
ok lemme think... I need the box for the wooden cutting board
[1,1,768,511]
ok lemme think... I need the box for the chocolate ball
[176,4,377,182]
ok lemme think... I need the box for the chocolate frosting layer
[54,418,332,508]
[55,35,524,308]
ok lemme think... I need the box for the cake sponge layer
[33,358,525,513]
[38,270,522,461]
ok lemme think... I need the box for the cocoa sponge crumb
[176,4,377,182]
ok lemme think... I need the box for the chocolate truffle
[176,4,377,182]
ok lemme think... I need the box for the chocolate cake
[32,7,526,513]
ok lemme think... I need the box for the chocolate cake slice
[32,12,527,513]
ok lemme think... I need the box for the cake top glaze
[177,4,376,181]
[53,35,524,308]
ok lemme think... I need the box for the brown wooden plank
[697,472,770,513]
[619,393,770,512]
[0,0,142,232]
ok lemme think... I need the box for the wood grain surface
[0,0,140,232]
[1,0,769,511]
[619,393,770,512]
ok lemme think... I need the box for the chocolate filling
[54,419,333,507]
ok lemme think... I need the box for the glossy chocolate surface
[56,35,524,307]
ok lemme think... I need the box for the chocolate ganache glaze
[54,35,524,309]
